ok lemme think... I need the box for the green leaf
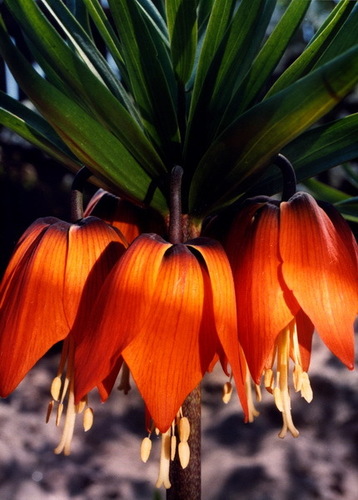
[165,0,198,85]
[303,180,358,222]
[334,197,358,222]
[108,0,180,163]
[81,0,125,72]
[185,0,275,171]
[41,0,132,108]
[0,20,168,213]
[266,0,356,97]
[283,114,358,181]
[0,91,81,171]
[242,113,358,199]
[137,0,168,37]
[313,2,358,67]
[303,178,350,204]
[2,0,166,179]
[190,0,236,102]
[232,0,311,114]
[189,46,358,215]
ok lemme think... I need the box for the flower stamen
[46,337,93,455]
[142,408,191,489]
[264,321,314,438]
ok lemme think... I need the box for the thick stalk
[273,154,296,201]
[169,165,184,244]
[70,166,92,222]
[167,385,201,500]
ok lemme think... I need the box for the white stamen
[140,437,152,463]
[155,430,171,489]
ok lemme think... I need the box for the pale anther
[179,417,190,442]
[222,381,233,404]
[171,435,177,461]
[51,376,62,401]
[83,407,94,432]
[178,441,190,469]
[140,436,152,463]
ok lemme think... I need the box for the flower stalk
[169,165,184,244]
[70,167,92,222]
[167,385,201,500]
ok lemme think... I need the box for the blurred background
[0,1,357,498]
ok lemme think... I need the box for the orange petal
[84,189,142,243]
[0,218,58,295]
[0,219,69,395]
[229,202,296,382]
[122,243,205,432]
[189,237,248,419]
[64,216,127,337]
[295,309,314,372]
[280,192,357,369]
[97,356,124,401]
[74,234,171,402]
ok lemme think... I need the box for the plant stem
[273,154,296,201]
[70,166,92,222]
[167,385,201,500]
[169,165,184,244]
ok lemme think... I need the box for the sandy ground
[0,331,357,500]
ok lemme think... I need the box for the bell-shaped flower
[226,192,357,436]
[0,216,127,397]
[74,233,249,433]
[84,189,166,244]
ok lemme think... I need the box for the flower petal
[64,217,127,338]
[189,237,248,419]
[295,309,314,372]
[74,234,171,402]
[84,189,143,244]
[229,203,296,382]
[280,192,357,369]
[122,243,205,432]
[0,219,69,395]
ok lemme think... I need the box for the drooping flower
[74,233,249,433]
[226,192,357,437]
[84,188,166,244]
[0,215,127,452]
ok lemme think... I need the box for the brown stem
[169,165,184,244]
[70,167,92,222]
[167,385,201,500]
[273,154,296,202]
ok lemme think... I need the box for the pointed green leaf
[165,0,198,85]
[81,0,125,72]
[3,0,166,179]
[0,92,81,171]
[245,114,358,199]
[283,114,358,181]
[334,197,358,222]
[189,46,358,215]
[266,0,355,97]
[303,178,351,204]
[185,0,275,171]
[232,0,310,114]
[108,0,180,163]
[137,0,168,36]
[40,0,132,108]
[0,22,168,213]
[313,2,358,67]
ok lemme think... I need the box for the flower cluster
[0,180,356,488]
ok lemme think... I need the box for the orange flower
[74,233,248,433]
[84,189,166,244]
[0,216,126,397]
[227,192,357,436]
